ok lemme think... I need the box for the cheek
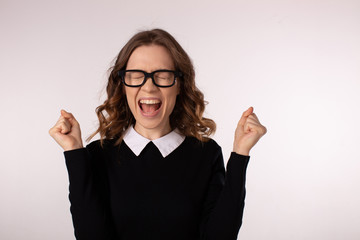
[125,88,137,112]
[165,90,179,113]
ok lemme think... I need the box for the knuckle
[63,119,70,126]
[261,126,267,134]
[59,117,65,122]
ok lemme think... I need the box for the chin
[135,112,171,132]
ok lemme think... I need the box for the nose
[141,76,158,92]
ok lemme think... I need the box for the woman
[49,29,266,240]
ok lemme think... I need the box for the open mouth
[138,99,162,115]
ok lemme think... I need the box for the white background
[1,0,359,239]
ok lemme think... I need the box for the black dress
[64,137,250,240]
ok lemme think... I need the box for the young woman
[49,29,266,240]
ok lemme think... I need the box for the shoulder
[178,137,224,169]
[185,136,221,150]
[83,139,123,167]
[85,138,119,154]
[183,136,222,160]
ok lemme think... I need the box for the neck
[134,122,172,140]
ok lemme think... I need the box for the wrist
[233,146,250,156]
[64,144,84,151]
[234,150,250,156]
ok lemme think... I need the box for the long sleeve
[63,137,250,240]
[200,146,250,240]
[64,144,116,240]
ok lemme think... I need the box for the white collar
[123,126,185,158]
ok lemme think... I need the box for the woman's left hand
[233,106,267,156]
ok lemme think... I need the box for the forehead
[126,44,175,70]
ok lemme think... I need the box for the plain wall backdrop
[1,0,359,239]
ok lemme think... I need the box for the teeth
[139,99,161,104]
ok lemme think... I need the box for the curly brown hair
[86,29,216,147]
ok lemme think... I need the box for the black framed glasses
[118,69,182,88]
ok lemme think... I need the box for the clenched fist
[49,110,84,151]
[233,107,267,156]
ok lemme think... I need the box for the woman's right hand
[49,110,84,151]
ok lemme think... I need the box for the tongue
[141,103,160,113]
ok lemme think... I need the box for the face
[125,44,180,139]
